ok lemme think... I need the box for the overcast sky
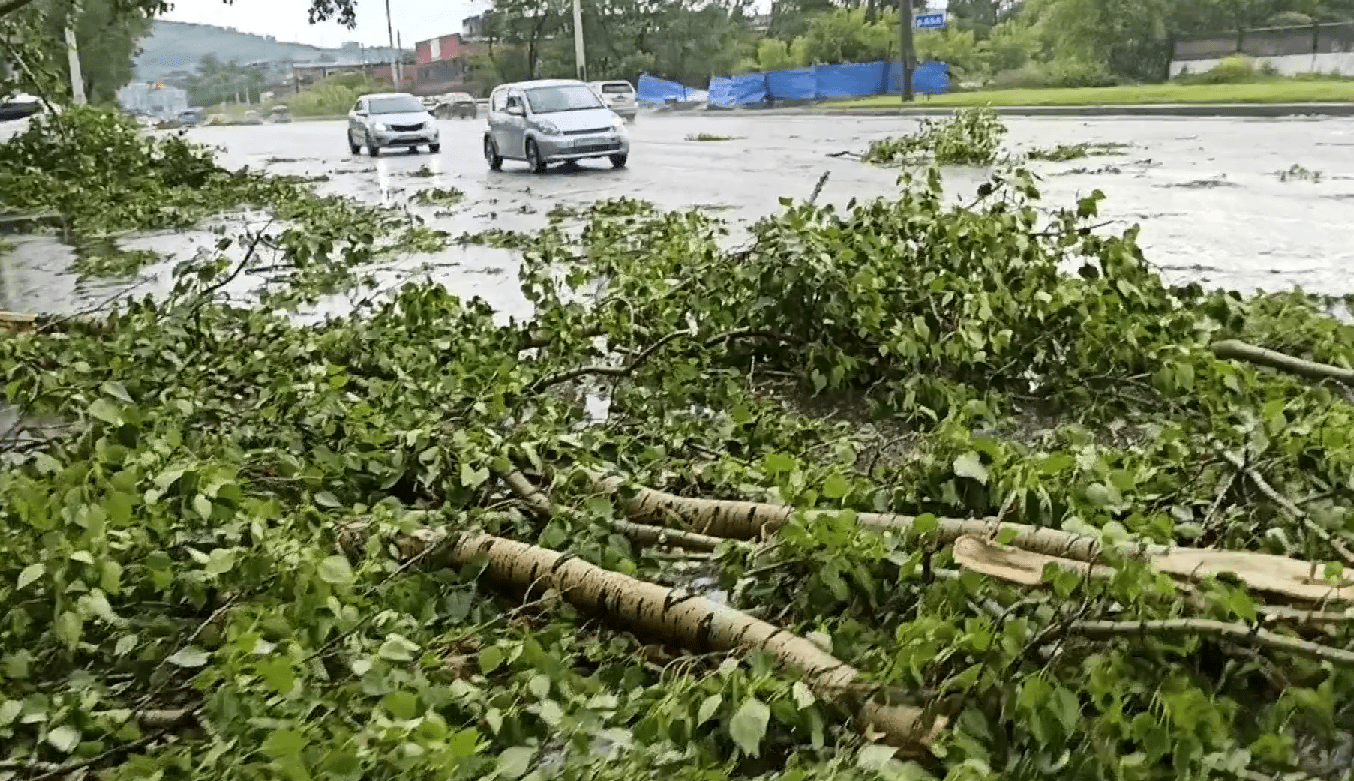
[161,0,494,49]
[161,0,931,50]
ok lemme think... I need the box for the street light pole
[571,0,586,82]
[898,0,913,103]
[384,0,398,88]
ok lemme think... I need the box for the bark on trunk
[341,523,945,755]
[590,472,1351,602]
[586,469,1154,559]
[953,535,1351,604]
[1211,339,1354,385]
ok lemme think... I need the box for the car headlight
[611,115,627,131]
[536,120,560,135]
[372,122,387,132]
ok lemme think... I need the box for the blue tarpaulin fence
[637,73,694,104]
[704,60,949,107]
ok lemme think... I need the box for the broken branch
[1220,451,1354,567]
[1211,339,1354,386]
[343,523,946,755]
[1067,618,1354,667]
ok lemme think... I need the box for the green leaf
[167,647,210,668]
[479,645,506,674]
[205,548,235,577]
[697,694,722,726]
[88,398,121,424]
[0,700,21,727]
[728,696,770,757]
[17,563,43,590]
[46,725,81,753]
[262,728,307,760]
[822,473,851,500]
[54,611,82,650]
[377,635,419,662]
[953,452,988,484]
[193,494,213,520]
[791,681,815,709]
[495,746,535,779]
[460,461,490,488]
[317,555,354,586]
[856,743,898,770]
[314,491,341,508]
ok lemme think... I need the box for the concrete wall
[1171,21,1354,76]
[1170,51,1354,77]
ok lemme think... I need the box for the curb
[657,102,1354,119]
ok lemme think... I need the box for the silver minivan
[484,79,630,173]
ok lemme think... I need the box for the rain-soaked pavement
[3,113,1353,322]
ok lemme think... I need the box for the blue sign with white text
[915,11,947,29]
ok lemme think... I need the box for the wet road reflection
[3,113,1353,318]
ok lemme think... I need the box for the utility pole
[64,1,86,105]
[571,0,586,82]
[898,0,913,103]
[384,0,399,88]
[396,32,404,87]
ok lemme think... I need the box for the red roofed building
[412,32,482,96]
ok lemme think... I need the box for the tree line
[473,0,1354,90]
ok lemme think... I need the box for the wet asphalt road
[3,113,1354,319]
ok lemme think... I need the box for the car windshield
[524,85,602,113]
[601,84,632,94]
[368,95,424,114]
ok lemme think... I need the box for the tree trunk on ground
[952,535,1351,604]
[340,523,945,755]
[587,471,1351,603]
[1211,339,1354,385]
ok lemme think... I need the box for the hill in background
[134,20,402,79]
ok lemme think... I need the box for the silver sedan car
[483,79,630,173]
[347,92,440,156]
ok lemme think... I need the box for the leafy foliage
[3,106,1354,781]
[1025,141,1129,161]
[863,107,1006,166]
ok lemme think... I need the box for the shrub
[987,58,1118,89]
[863,106,1006,166]
[1175,55,1276,85]
[289,74,382,117]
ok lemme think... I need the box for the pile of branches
[0,129,1353,781]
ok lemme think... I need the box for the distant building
[118,82,189,117]
[411,28,485,95]
[290,59,415,92]
[461,12,490,41]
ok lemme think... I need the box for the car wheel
[429,143,440,153]
[407,147,419,155]
[367,133,380,157]
[526,140,547,174]
[348,135,360,154]
[609,153,628,169]
[484,136,502,171]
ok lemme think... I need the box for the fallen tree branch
[528,329,695,392]
[340,523,945,756]
[954,536,1354,619]
[500,468,740,553]
[1220,451,1354,567]
[1211,339,1354,386]
[585,468,1157,558]
[1067,618,1354,668]
[589,470,1351,603]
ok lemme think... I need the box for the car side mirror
[506,104,524,116]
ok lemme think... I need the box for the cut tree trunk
[585,469,1129,558]
[340,522,945,755]
[952,536,1351,604]
[588,471,1351,603]
[1211,339,1354,385]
